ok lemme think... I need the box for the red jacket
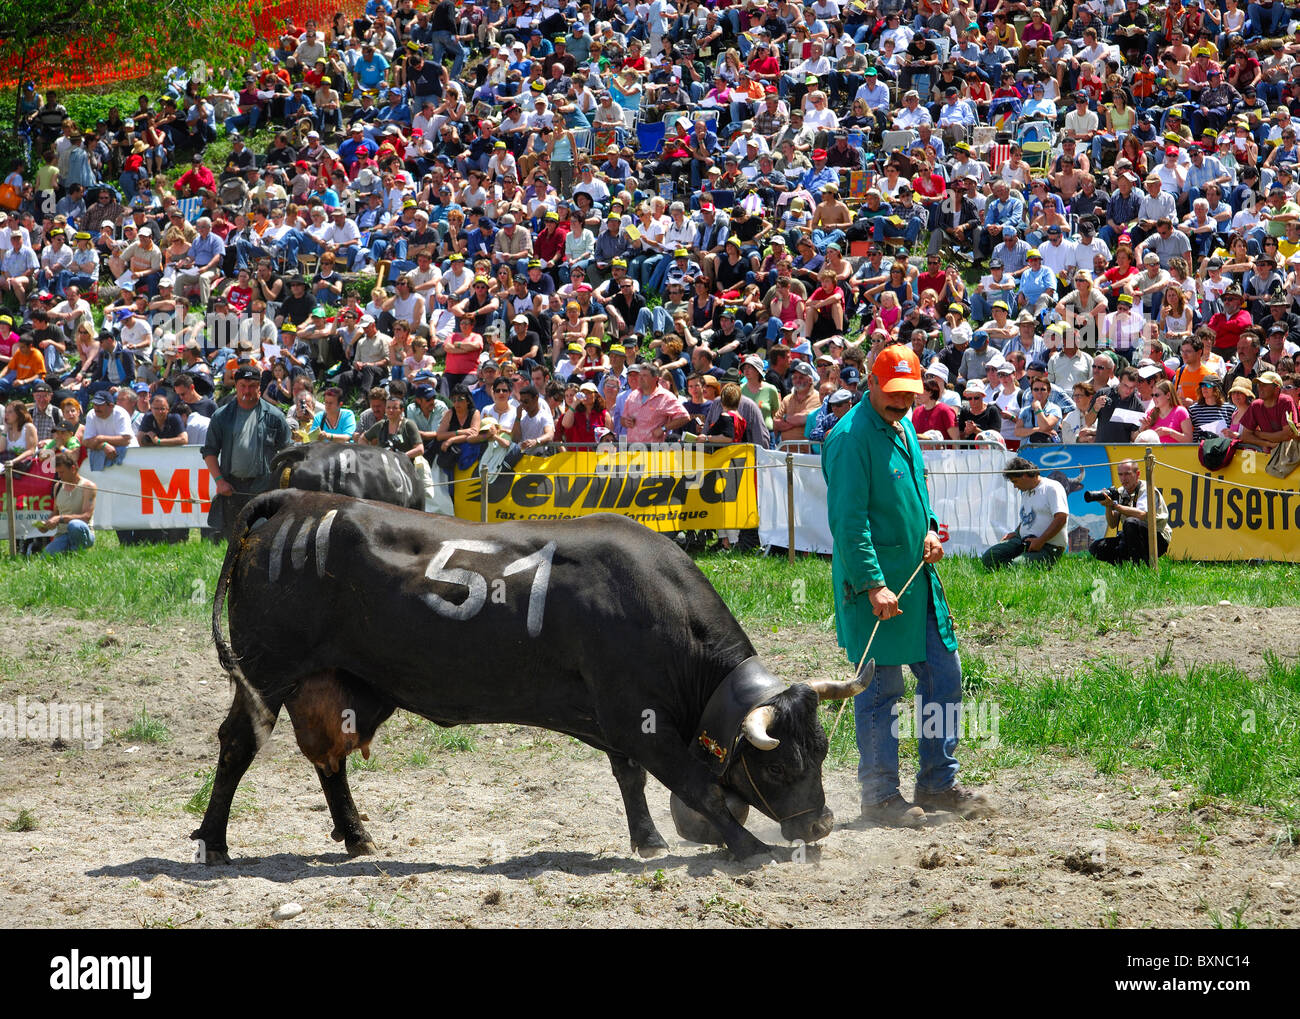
[177,165,215,195]
[1208,309,1252,354]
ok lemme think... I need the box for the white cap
[924,363,950,382]
[138,227,152,236]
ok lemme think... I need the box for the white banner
[756,445,1018,557]
[756,448,833,553]
[89,446,211,530]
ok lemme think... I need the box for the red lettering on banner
[198,469,212,513]
[140,470,195,515]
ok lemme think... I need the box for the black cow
[194,489,869,863]
[271,442,422,509]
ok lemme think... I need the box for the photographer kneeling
[1087,459,1171,565]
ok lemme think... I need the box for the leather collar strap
[693,656,787,777]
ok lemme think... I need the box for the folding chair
[176,196,203,223]
[971,125,997,153]
[635,120,666,159]
[881,129,918,155]
[1021,140,1052,177]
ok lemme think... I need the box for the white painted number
[422,540,556,636]
[501,541,556,638]
[423,539,500,620]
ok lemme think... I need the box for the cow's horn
[740,705,780,750]
[805,665,873,701]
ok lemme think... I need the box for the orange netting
[3,1,369,91]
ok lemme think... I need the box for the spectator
[1089,459,1172,565]
[1238,370,1300,451]
[82,389,137,469]
[201,366,292,539]
[981,457,1069,570]
[35,452,97,555]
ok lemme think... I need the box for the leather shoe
[859,795,927,828]
[915,784,995,819]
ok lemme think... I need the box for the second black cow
[272,443,422,509]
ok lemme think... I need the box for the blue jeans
[430,30,467,78]
[1247,3,1287,37]
[44,519,94,554]
[872,218,922,246]
[224,108,261,136]
[854,596,962,805]
[812,228,846,253]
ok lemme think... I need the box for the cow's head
[722,673,869,844]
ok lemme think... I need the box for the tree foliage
[1,1,269,146]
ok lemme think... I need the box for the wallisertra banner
[1113,443,1300,562]
[1019,443,1300,562]
[453,444,759,532]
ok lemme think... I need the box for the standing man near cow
[822,345,992,828]
[202,366,293,540]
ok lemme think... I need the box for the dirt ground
[0,606,1296,929]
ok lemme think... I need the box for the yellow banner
[1110,444,1300,562]
[453,444,759,532]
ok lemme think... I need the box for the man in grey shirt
[201,366,292,539]
[1136,217,1191,268]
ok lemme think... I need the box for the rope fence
[5,441,1298,565]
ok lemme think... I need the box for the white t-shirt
[482,402,518,432]
[182,412,210,446]
[84,406,140,447]
[1017,477,1069,547]
[517,402,554,443]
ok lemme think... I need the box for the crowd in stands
[5,0,1300,551]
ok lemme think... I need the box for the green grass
[993,660,1300,820]
[183,769,216,815]
[115,706,171,745]
[698,554,1300,631]
[426,724,478,753]
[5,808,38,832]
[0,531,219,621]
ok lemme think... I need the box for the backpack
[1198,435,1240,471]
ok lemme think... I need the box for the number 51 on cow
[423,540,556,637]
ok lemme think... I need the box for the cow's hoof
[347,839,378,857]
[201,848,231,866]
[635,841,669,860]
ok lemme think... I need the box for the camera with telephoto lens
[1083,487,1120,504]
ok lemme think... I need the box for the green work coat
[821,397,957,668]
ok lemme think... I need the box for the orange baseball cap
[871,344,924,394]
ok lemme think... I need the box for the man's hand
[216,478,234,497]
[1026,535,1044,552]
[868,585,901,620]
[923,531,944,564]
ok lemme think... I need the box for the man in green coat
[822,345,993,827]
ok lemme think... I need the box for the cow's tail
[211,490,298,748]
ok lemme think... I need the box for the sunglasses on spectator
[493,385,511,393]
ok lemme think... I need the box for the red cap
[764,85,777,94]
[1165,145,1179,155]
[870,345,923,394]
[812,148,827,160]
[700,200,713,212]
